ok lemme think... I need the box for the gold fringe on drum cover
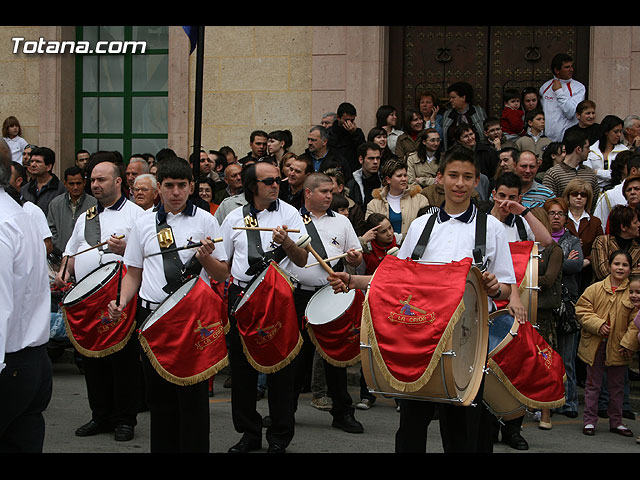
[138,334,228,387]
[486,358,566,410]
[62,309,136,358]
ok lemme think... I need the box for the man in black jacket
[327,103,366,176]
[20,146,66,216]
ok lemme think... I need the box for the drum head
[141,277,198,331]
[305,285,356,325]
[449,267,489,400]
[234,267,270,313]
[488,310,518,355]
[63,262,119,306]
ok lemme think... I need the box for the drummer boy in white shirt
[108,156,229,453]
[329,145,517,453]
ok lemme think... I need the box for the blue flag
[183,26,198,54]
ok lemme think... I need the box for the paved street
[41,354,640,455]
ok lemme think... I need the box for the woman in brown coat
[365,159,429,241]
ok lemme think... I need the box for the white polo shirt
[0,188,50,371]
[498,213,535,243]
[220,199,307,284]
[286,207,361,288]
[23,201,52,241]
[124,202,228,304]
[64,195,143,282]
[397,203,516,288]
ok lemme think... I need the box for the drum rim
[444,266,489,403]
[488,309,520,357]
[304,284,356,326]
[139,275,200,332]
[61,261,121,308]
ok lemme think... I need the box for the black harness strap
[155,212,202,294]
[84,206,112,255]
[242,203,287,277]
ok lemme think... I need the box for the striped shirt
[542,161,600,211]
[520,180,556,209]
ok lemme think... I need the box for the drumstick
[144,238,223,257]
[233,227,300,233]
[70,234,125,257]
[116,261,123,307]
[304,248,363,268]
[304,243,348,293]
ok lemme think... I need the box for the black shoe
[332,413,364,434]
[598,409,609,419]
[503,433,529,450]
[623,410,636,420]
[114,424,134,442]
[75,420,112,437]
[267,443,286,453]
[228,438,262,453]
[557,410,579,418]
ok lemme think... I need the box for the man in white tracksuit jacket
[539,53,586,143]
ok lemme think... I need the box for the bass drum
[360,264,488,407]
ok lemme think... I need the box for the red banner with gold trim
[489,320,565,408]
[138,277,228,386]
[306,288,364,367]
[494,240,534,310]
[63,263,137,358]
[233,263,302,374]
[362,256,471,391]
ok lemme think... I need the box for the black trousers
[395,376,494,453]
[136,302,210,453]
[227,283,296,447]
[0,345,52,453]
[81,330,142,429]
[292,288,354,418]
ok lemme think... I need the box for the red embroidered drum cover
[139,277,228,386]
[363,256,472,391]
[489,319,566,408]
[305,286,364,367]
[233,262,302,374]
[494,240,534,310]
[62,262,137,358]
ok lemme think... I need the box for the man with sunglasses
[220,160,309,453]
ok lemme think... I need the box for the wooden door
[388,26,589,121]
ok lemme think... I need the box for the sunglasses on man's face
[257,177,281,186]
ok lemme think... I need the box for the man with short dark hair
[299,125,347,176]
[20,146,66,216]
[76,149,91,175]
[539,53,586,142]
[47,165,97,258]
[238,130,269,165]
[108,157,229,453]
[327,103,366,175]
[279,156,313,209]
[543,129,600,211]
[345,142,382,207]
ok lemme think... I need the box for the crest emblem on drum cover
[255,322,282,345]
[96,309,126,333]
[193,319,224,351]
[536,344,554,370]
[157,227,174,248]
[244,214,258,228]
[389,294,436,325]
[86,205,98,220]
